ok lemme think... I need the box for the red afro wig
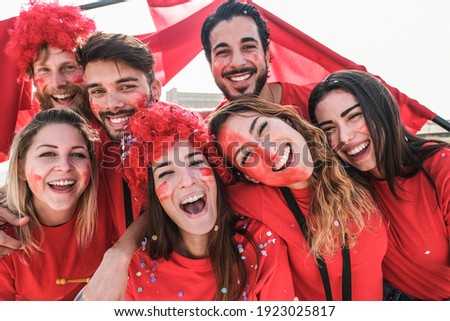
[5,0,96,78]
[121,102,235,210]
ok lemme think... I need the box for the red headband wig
[5,0,96,78]
[122,102,235,210]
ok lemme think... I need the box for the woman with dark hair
[123,103,294,300]
[0,109,114,300]
[208,96,387,300]
[308,69,450,300]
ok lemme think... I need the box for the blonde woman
[0,109,114,300]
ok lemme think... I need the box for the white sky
[3,0,450,119]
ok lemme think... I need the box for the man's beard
[35,85,92,120]
[97,108,139,142]
[98,93,154,142]
[220,65,268,101]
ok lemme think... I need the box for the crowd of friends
[0,1,448,301]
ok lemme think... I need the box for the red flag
[138,1,221,85]
[0,17,33,162]
[141,0,436,134]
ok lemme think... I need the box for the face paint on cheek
[200,168,213,177]
[218,126,247,162]
[27,169,42,194]
[68,75,84,84]
[357,122,369,132]
[212,60,226,75]
[81,170,91,187]
[34,77,45,92]
[89,100,103,114]
[155,181,170,203]
[199,168,215,184]
[252,53,262,62]
[129,94,149,109]
[240,149,270,181]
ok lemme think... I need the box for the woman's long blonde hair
[6,109,99,257]
[208,96,379,259]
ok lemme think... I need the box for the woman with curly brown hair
[208,96,387,300]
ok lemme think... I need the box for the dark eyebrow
[86,83,100,90]
[317,120,333,128]
[153,161,171,173]
[86,76,139,90]
[187,151,202,159]
[317,103,361,127]
[212,42,228,52]
[212,37,258,52]
[249,117,260,135]
[241,37,258,44]
[153,151,203,173]
[116,76,139,84]
[340,103,361,117]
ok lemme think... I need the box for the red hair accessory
[122,102,235,210]
[5,0,96,78]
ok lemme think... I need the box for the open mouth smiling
[48,179,76,192]
[52,93,76,105]
[273,144,293,172]
[346,141,370,156]
[180,193,206,215]
[228,73,252,82]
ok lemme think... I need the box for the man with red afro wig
[5,0,96,119]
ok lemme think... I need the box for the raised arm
[79,211,148,300]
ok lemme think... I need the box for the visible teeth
[109,116,129,124]
[48,180,75,186]
[53,94,71,99]
[347,141,369,156]
[230,74,251,82]
[274,145,291,171]
[181,193,204,205]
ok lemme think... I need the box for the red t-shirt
[98,139,141,237]
[0,205,115,300]
[279,82,314,121]
[126,217,295,300]
[227,183,387,300]
[371,148,450,300]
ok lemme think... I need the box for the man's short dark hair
[201,1,270,63]
[76,32,156,85]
